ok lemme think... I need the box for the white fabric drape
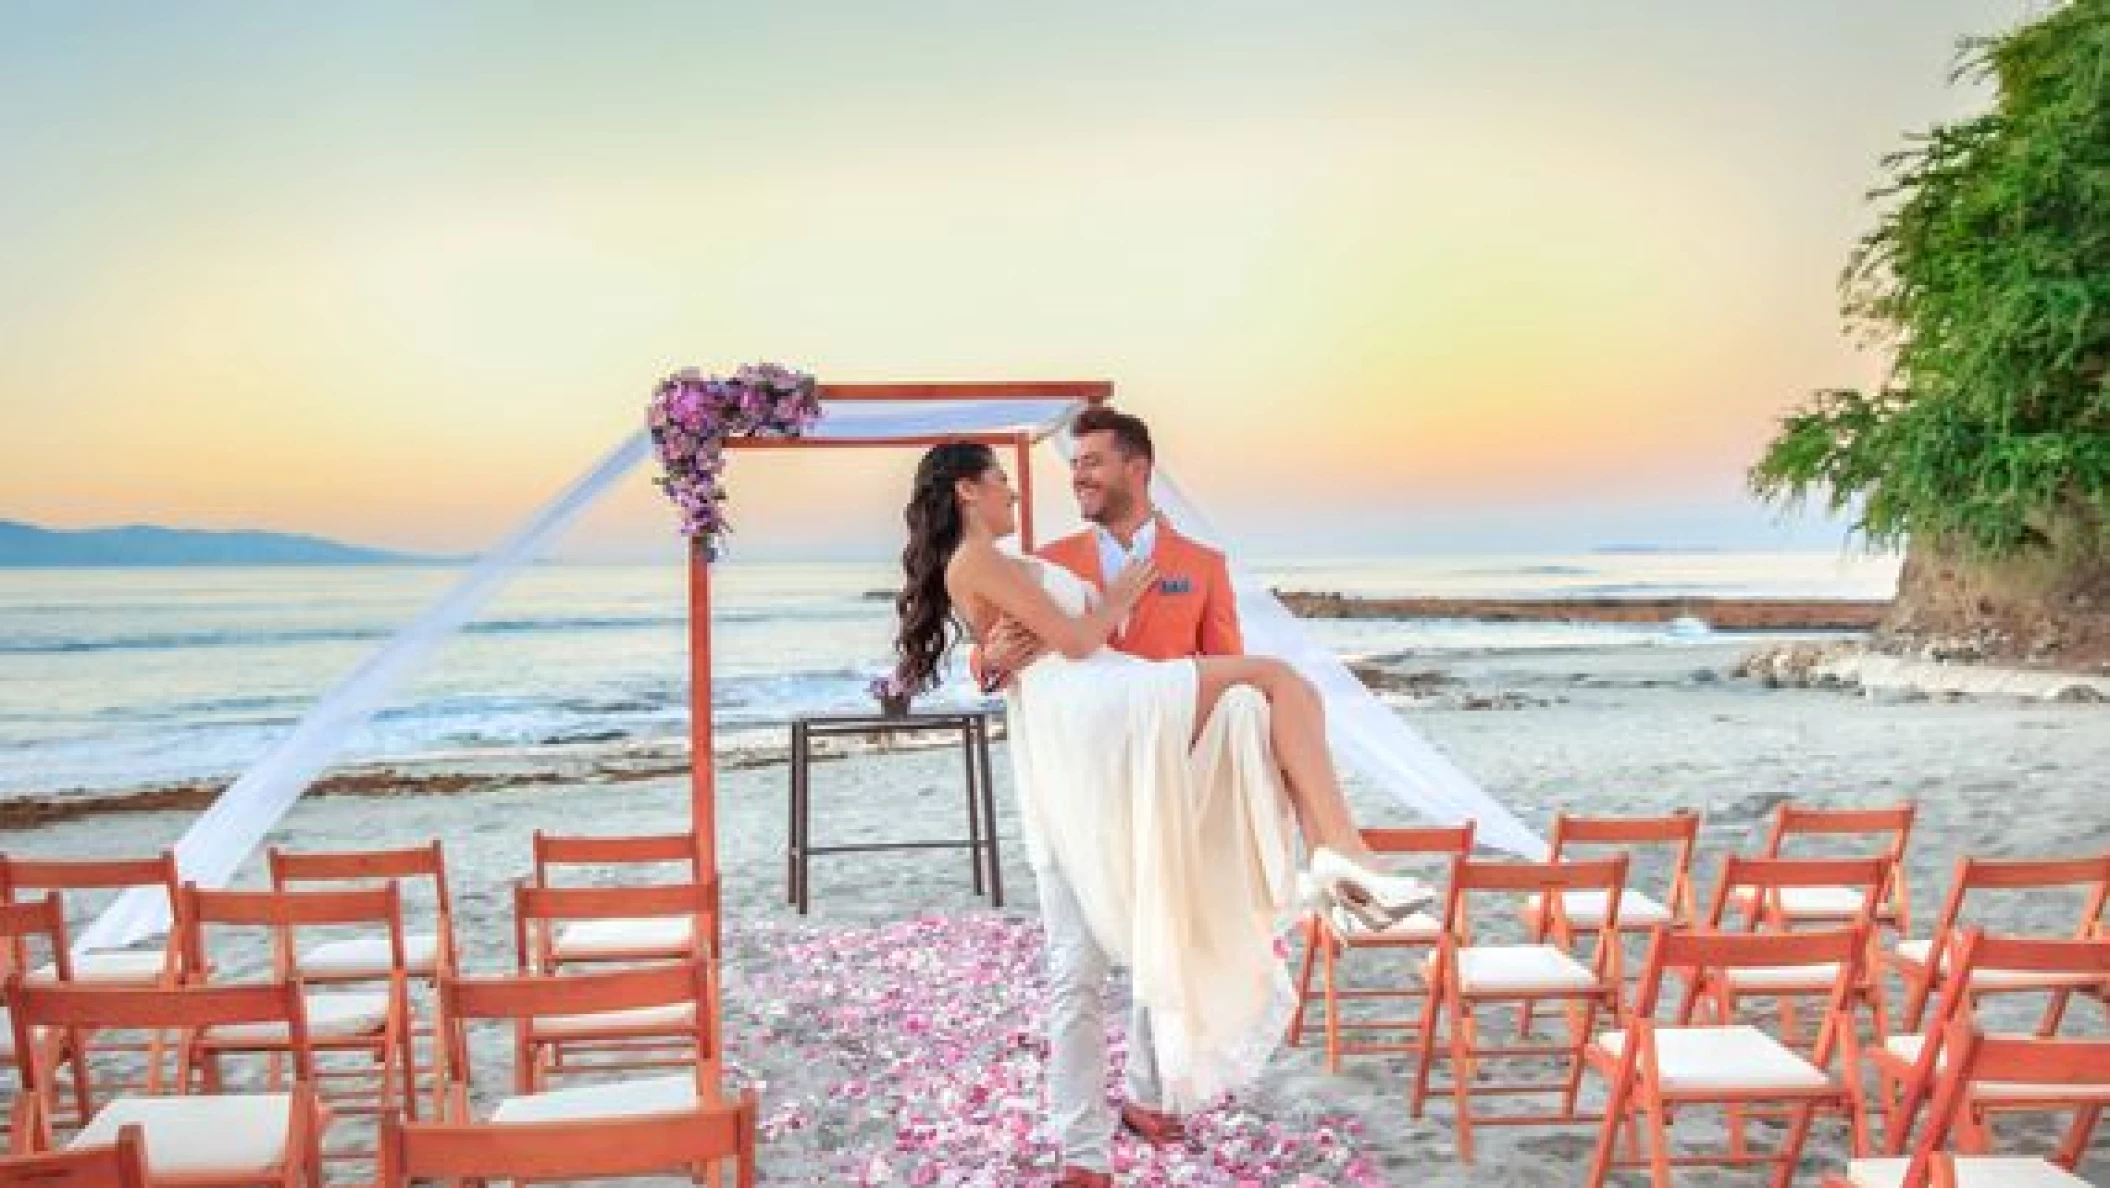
[79,431,657,951]
[80,393,1543,950]
[1147,469,1547,859]
[807,398,1078,440]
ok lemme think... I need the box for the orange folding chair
[1287,823,1473,1072]
[6,977,327,1186]
[267,842,458,990]
[1885,853,2110,1034]
[1410,854,1629,1162]
[378,1092,758,1187]
[1519,811,1701,1037]
[530,831,717,966]
[0,855,184,1120]
[1871,929,2110,1163]
[1586,926,1871,1188]
[435,960,719,1127]
[267,842,458,1117]
[0,1124,149,1187]
[1688,854,1895,1050]
[1,895,72,1142]
[1526,812,1700,936]
[1826,1012,2110,1187]
[511,882,718,1089]
[0,854,183,987]
[1730,802,1917,935]
[176,883,417,1137]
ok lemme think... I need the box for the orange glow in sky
[0,2,2029,558]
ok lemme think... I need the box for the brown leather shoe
[1118,1101,1188,1146]
[1056,1167,1113,1187]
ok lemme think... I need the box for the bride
[893,440,1429,1110]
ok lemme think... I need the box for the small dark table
[786,709,1001,914]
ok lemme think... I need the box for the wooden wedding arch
[684,380,1111,1076]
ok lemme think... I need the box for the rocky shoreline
[0,726,1007,831]
[1278,591,1886,631]
[1734,640,2110,702]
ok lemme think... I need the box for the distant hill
[0,520,438,567]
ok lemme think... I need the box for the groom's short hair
[1072,406,1154,467]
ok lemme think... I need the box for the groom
[976,405,1243,1187]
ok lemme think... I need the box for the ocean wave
[1,613,696,655]
[1459,565,1598,577]
[0,664,982,796]
[1,601,892,656]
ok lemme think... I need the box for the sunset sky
[0,2,2043,560]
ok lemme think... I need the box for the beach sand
[5,641,2106,1184]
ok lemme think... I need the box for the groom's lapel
[1042,533,1103,593]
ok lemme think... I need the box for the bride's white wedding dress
[1005,557,1303,1111]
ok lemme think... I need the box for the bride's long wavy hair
[895,441,999,694]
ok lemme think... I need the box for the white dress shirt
[1094,517,1158,585]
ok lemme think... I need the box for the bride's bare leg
[1192,656,1380,863]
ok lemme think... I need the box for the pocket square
[1158,577,1193,595]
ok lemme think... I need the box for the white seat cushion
[1843,1157,2089,1187]
[490,1074,695,1124]
[1729,885,1871,917]
[553,917,695,958]
[530,1002,696,1041]
[1525,889,1674,928]
[1722,962,1846,991]
[207,991,390,1044]
[1594,1025,1832,1094]
[71,1094,292,1175]
[1433,945,1600,993]
[300,932,442,978]
[30,950,168,984]
[1335,909,1445,943]
[1891,939,2106,990]
[1881,1034,2110,1103]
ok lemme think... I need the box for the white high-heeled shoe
[1309,847,1437,924]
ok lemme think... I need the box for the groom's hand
[981,617,1046,691]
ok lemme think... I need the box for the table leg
[794,723,811,916]
[786,724,800,906]
[961,720,985,897]
[976,716,1003,908]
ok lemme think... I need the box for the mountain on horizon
[0,519,439,567]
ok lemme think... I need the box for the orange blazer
[1038,517,1243,660]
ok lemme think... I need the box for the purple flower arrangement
[868,671,913,716]
[647,362,822,558]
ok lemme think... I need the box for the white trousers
[1038,860,1164,1173]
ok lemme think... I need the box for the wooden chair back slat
[379,1093,756,1185]
[8,977,309,1032]
[1361,823,1476,856]
[0,854,181,895]
[1768,803,1915,842]
[0,1124,150,1187]
[270,842,448,885]
[441,961,709,1024]
[531,831,700,884]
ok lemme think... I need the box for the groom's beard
[1087,486,1139,527]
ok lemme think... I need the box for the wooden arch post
[681,381,1107,1088]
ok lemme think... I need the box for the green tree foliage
[1752,0,2109,561]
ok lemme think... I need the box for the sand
[4,640,2106,1184]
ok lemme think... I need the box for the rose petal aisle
[724,914,1384,1186]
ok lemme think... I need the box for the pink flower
[648,363,819,554]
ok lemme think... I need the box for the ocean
[0,552,1898,798]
